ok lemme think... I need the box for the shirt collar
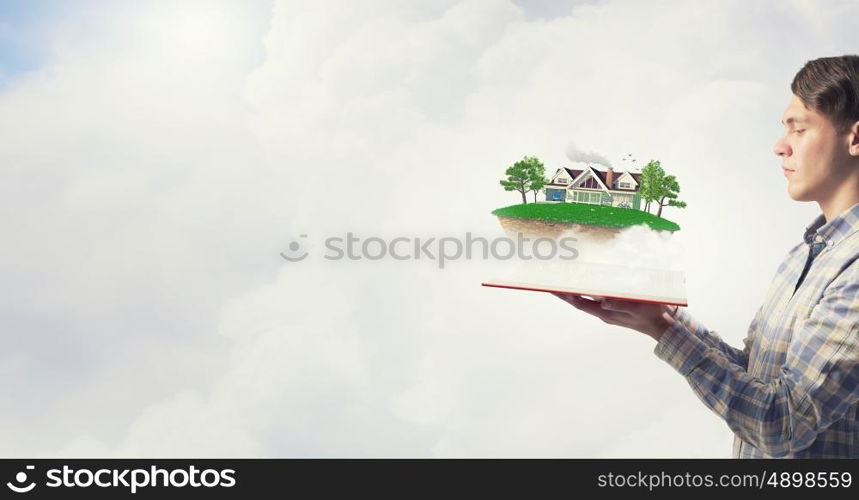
[803,201,859,248]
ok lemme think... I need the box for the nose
[773,134,791,158]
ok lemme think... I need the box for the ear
[850,120,859,157]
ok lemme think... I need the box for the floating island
[492,202,680,240]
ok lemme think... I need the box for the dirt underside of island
[497,216,623,241]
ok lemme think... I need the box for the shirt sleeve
[653,266,859,458]
[670,306,759,369]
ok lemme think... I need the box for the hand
[553,293,679,342]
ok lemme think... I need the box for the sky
[1,0,857,458]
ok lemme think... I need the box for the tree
[529,168,548,202]
[500,156,545,204]
[637,159,687,217]
[654,174,687,217]
[638,160,664,213]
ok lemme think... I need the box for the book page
[482,225,688,305]
[484,259,687,305]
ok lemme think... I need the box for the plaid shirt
[654,202,859,458]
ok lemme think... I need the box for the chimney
[606,167,614,189]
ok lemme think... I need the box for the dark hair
[791,55,859,133]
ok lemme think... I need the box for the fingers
[553,292,581,305]
[553,293,627,325]
[600,298,631,312]
[599,298,656,316]
[594,298,635,317]
[553,293,594,310]
[554,294,623,307]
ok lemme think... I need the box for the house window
[579,177,599,189]
[556,177,568,184]
[573,191,602,204]
[546,188,566,201]
[619,182,631,189]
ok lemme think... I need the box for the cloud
[2,0,856,458]
[0,0,279,454]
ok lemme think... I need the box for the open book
[482,260,687,306]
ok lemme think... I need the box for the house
[544,164,642,209]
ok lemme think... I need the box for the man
[555,55,859,458]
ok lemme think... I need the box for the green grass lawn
[492,202,680,231]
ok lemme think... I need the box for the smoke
[565,142,612,168]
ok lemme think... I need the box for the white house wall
[615,171,638,189]
[550,169,571,185]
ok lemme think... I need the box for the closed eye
[794,129,806,134]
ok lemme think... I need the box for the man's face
[773,94,853,202]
